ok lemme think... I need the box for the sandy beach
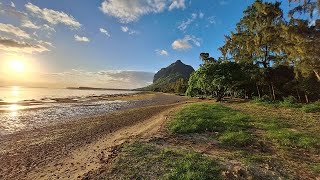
[0,92,191,179]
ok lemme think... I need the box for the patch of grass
[310,163,320,173]
[266,128,319,149]
[168,103,254,148]
[162,149,222,180]
[169,103,251,134]
[170,102,319,150]
[218,131,253,147]
[107,141,224,180]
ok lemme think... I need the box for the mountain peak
[153,60,194,83]
[175,60,183,64]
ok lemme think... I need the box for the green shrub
[252,95,273,103]
[280,96,302,108]
[302,102,320,113]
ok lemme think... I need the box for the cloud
[74,35,90,42]
[219,0,229,5]
[21,19,41,29]
[0,4,26,19]
[99,28,110,37]
[121,26,138,35]
[199,12,204,19]
[208,16,216,24]
[155,49,169,56]
[0,37,49,53]
[25,2,81,29]
[43,24,56,32]
[38,40,55,48]
[169,0,186,11]
[10,2,15,8]
[100,0,186,23]
[0,23,31,39]
[178,13,198,31]
[172,35,201,50]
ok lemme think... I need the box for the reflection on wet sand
[1,103,26,135]
[0,97,151,136]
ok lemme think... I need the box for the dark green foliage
[188,0,320,102]
[186,61,245,101]
[279,96,302,108]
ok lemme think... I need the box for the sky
[0,0,293,88]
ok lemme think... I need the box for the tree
[186,61,244,102]
[219,0,287,100]
[199,53,216,64]
[220,0,286,68]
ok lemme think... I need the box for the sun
[9,60,25,73]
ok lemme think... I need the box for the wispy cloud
[21,19,40,29]
[172,35,201,50]
[178,13,198,31]
[10,1,15,8]
[178,12,206,32]
[100,0,186,23]
[43,24,56,32]
[25,2,82,29]
[0,37,49,54]
[155,49,169,56]
[121,26,138,35]
[99,28,110,37]
[74,35,90,42]
[0,23,31,39]
[169,0,186,11]
[219,0,229,5]
[208,16,216,25]
[0,4,26,19]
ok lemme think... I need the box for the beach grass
[104,141,224,180]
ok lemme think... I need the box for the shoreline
[0,93,191,179]
[0,91,143,107]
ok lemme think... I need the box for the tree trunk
[269,84,273,100]
[313,69,320,81]
[256,84,261,98]
[304,92,309,103]
[296,88,301,102]
[216,88,225,102]
[262,45,269,68]
[271,82,276,100]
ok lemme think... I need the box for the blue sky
[0,0,293,88]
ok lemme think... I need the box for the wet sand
[0,92,190,179]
